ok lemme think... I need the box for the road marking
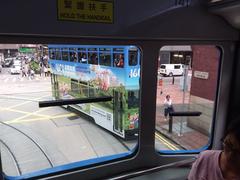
[7,107,51,123]
[0,94,50,111]
[155,132,179,150]
[7,113,76,124]
[12,77,16,82]
[0,107,50,118]
[0,95,40,102]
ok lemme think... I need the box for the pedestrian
[39,63,44,77]
[22,66,27,77]
[30,69,34,79]
[188,120,240,180]
[163,95,174,120]
[44,65,48,77]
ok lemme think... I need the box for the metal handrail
[39,96,112,108]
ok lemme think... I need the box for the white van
[10,65,21,74]
[159,64,184,76]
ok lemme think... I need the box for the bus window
[114,53,124,68]
[129,49,138,66]
[99,52,111,66]
[88,52,98,65]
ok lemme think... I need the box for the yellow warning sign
[57,0,114,24]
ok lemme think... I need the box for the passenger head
[166,95,170,99]
[119,54,123,59]
[222,120,240,169]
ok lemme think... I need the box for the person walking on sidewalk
[163,95,174,120]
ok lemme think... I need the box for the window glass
[113,53,124,68]
[129,49,138,66]
[62,51,69,61]
[113,48,124,52]
[155,45,220,152]
[88,48,97,51]
[99,48,111,51]
[69,51,77,62]
[0,44,139,178]
[78,52,87,63]
[49,48,55,59]
[55,48,61,60]
[99,52,111,66]
[88,52,98,65]
[78,48,86,51]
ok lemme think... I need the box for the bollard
[172,76,175,85]
[169,115,173,133]
[159,78,163,94]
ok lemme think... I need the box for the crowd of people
[19,56,49,79]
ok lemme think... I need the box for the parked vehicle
[159,64,184,76]
[13,60,21,66]
[10,65,21,74]
[3,58,14,67]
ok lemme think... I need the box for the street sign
[57,0,114,24]
[19,47,35,53]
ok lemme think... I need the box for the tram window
[113,53,124,68]
[49,48,55,59]
[62,51,69,61]
[1,44,140,178]
[70,52,77,62]
[100,48,111,51]
[113,48,124,52]
[155,45,220,152]
[79,52,88,63]
[129,50,138,66]
[69,48,77,51]
[55,48,61,60]
[78,48,86,51]
[88,48,97,51]
[88,52,98,65]
[99,52,111,66]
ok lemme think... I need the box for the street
[0,68,130,176]
[0,67,183,176]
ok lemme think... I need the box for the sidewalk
[156,79,208,150]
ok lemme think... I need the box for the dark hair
[224,120,240,141]
[222,120,240,153]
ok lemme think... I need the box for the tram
[0,0,240,180]
[48,44,140,139]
